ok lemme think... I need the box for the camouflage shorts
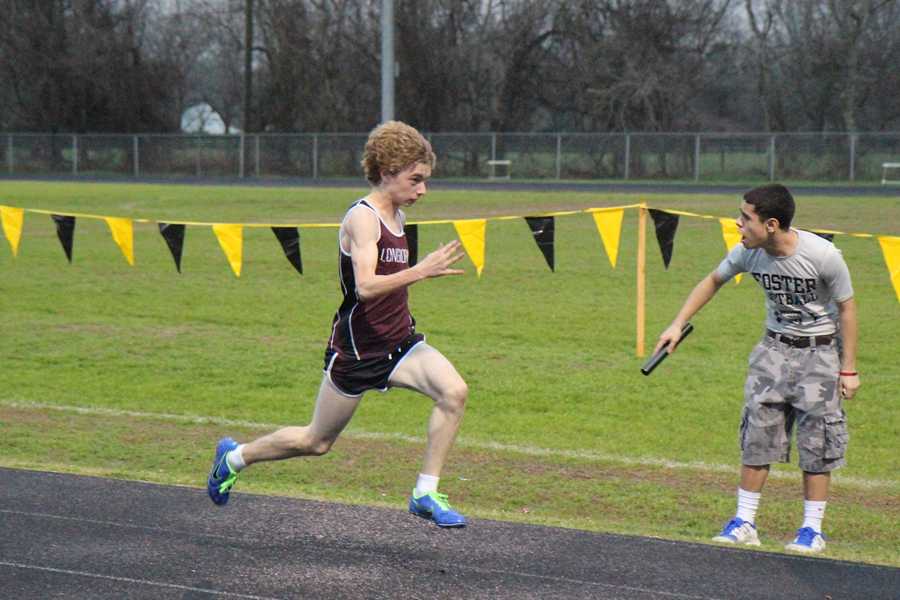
[740,335,849,473]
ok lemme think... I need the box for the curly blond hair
[361,121,436,185]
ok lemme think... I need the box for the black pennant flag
[404,224,419,267]
[158,223,186,273]
[810,231,835,242]
[272,227,303,275]
[648,209,679,269]
[524,216,555,271]
[51,214,75,263]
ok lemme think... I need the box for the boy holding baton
[654,184,860,553]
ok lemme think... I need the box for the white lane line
[3,400,897,490]
[0,560,284,599]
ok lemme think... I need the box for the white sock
[414,473,439,496]
[226,444,246,472]
[801,500,827,532]
[735,488,761,524]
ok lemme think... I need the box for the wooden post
[636,203,647,356]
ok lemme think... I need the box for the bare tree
[2,0,898,135]
[251,0,380,131]
[826,0,897,131]
[744,0,787,131]
[769,0,900,131]
[544,0,734,132]
[0,0,184,132]
[170,0,247,132]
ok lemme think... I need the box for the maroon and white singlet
[327,200,415,360]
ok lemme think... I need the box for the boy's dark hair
[743,184,795,230]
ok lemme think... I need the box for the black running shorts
[323,333,425,397]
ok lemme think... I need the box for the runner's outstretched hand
[415,240,466,278]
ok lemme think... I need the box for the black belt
[767,330,833,348]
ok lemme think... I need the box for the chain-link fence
[2,131,898,183]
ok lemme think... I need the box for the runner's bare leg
[389,343,467,476]
[240,377,362,464]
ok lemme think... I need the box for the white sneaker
[712,517,761,546]
[785,527,826,554]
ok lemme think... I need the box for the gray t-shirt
[716,229,854,336]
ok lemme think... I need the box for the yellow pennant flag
[213,224,243,277]
[591,209,624,268]
[0,205,24,257]
[878,236,900,305]
[719,218,743,284]
[104,217,134,266]
[453,219,486,277]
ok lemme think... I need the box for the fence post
[491,133,497,162]
[694,134,701,181]
[239,134,245,178]
[255,135,261,177]
[312,134,318,179]
[849,133,856,182]
[195,137,201,177]
[72,135,78,175]
[133,136,140,177]
[8,135,14,174]
[624,134,631,180]
[556,134,562,179]
[768,135,776,181]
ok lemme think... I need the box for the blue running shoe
[207,437,239,506]
[785,527,827,554]
[712,517,760,546]
[409,491,466,528]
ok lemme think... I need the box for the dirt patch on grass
[3,404,896,515]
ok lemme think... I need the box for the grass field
[1,180,898,567]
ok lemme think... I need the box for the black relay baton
[641,322,694,376]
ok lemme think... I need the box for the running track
[1,468,897,599]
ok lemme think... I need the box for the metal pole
[491,133,496,161]
[624,134,631,180]
[243,0,254,133]
[556,134,562,180]
[768,135,776,181]
[380,0,395,122]
[313,134,318,179]
[849,133,856,182]
[7,135,13,174]
[255,135,260,177]
[239,134,245,178]
[72,135,78,175]
[694,134,701,181]
[133,136,139,177]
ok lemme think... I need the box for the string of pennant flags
[1,203,899,306]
